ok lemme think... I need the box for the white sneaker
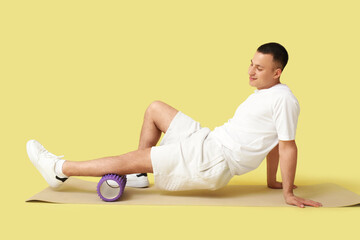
[126,173,149,188]
[26,139,67,188]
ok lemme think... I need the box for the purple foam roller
[97,174,127,202]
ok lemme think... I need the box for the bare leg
[62,101,179,177]
[138,100,179,149]
[63,148,153,177]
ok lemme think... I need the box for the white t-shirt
[211,83,300,176]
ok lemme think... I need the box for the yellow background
[1,0,359,239]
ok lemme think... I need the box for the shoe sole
[126,179,149,188]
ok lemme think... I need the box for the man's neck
[257,81,281,90]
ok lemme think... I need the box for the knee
[145,100,164,116]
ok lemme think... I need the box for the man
[27,42,323,208]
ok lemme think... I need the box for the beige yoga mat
[26,178,360,207]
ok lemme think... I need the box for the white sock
[55,159,68,178]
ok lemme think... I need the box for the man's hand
[285,194,323,208]
[267,181,297,189]
[278,140,323,208]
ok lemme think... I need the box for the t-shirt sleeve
[272,94,300,141]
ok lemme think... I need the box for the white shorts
[150,111,233,191]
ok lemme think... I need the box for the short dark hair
[257,42,288,71]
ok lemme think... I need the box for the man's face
[248,51,281,90]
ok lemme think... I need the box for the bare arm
[279,140,322,208]
[266,144,297,189]
[266,144,279,186]
[279,140,297,195]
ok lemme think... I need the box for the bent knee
[146,100,166,115]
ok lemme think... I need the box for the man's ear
[273,68,282,79]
